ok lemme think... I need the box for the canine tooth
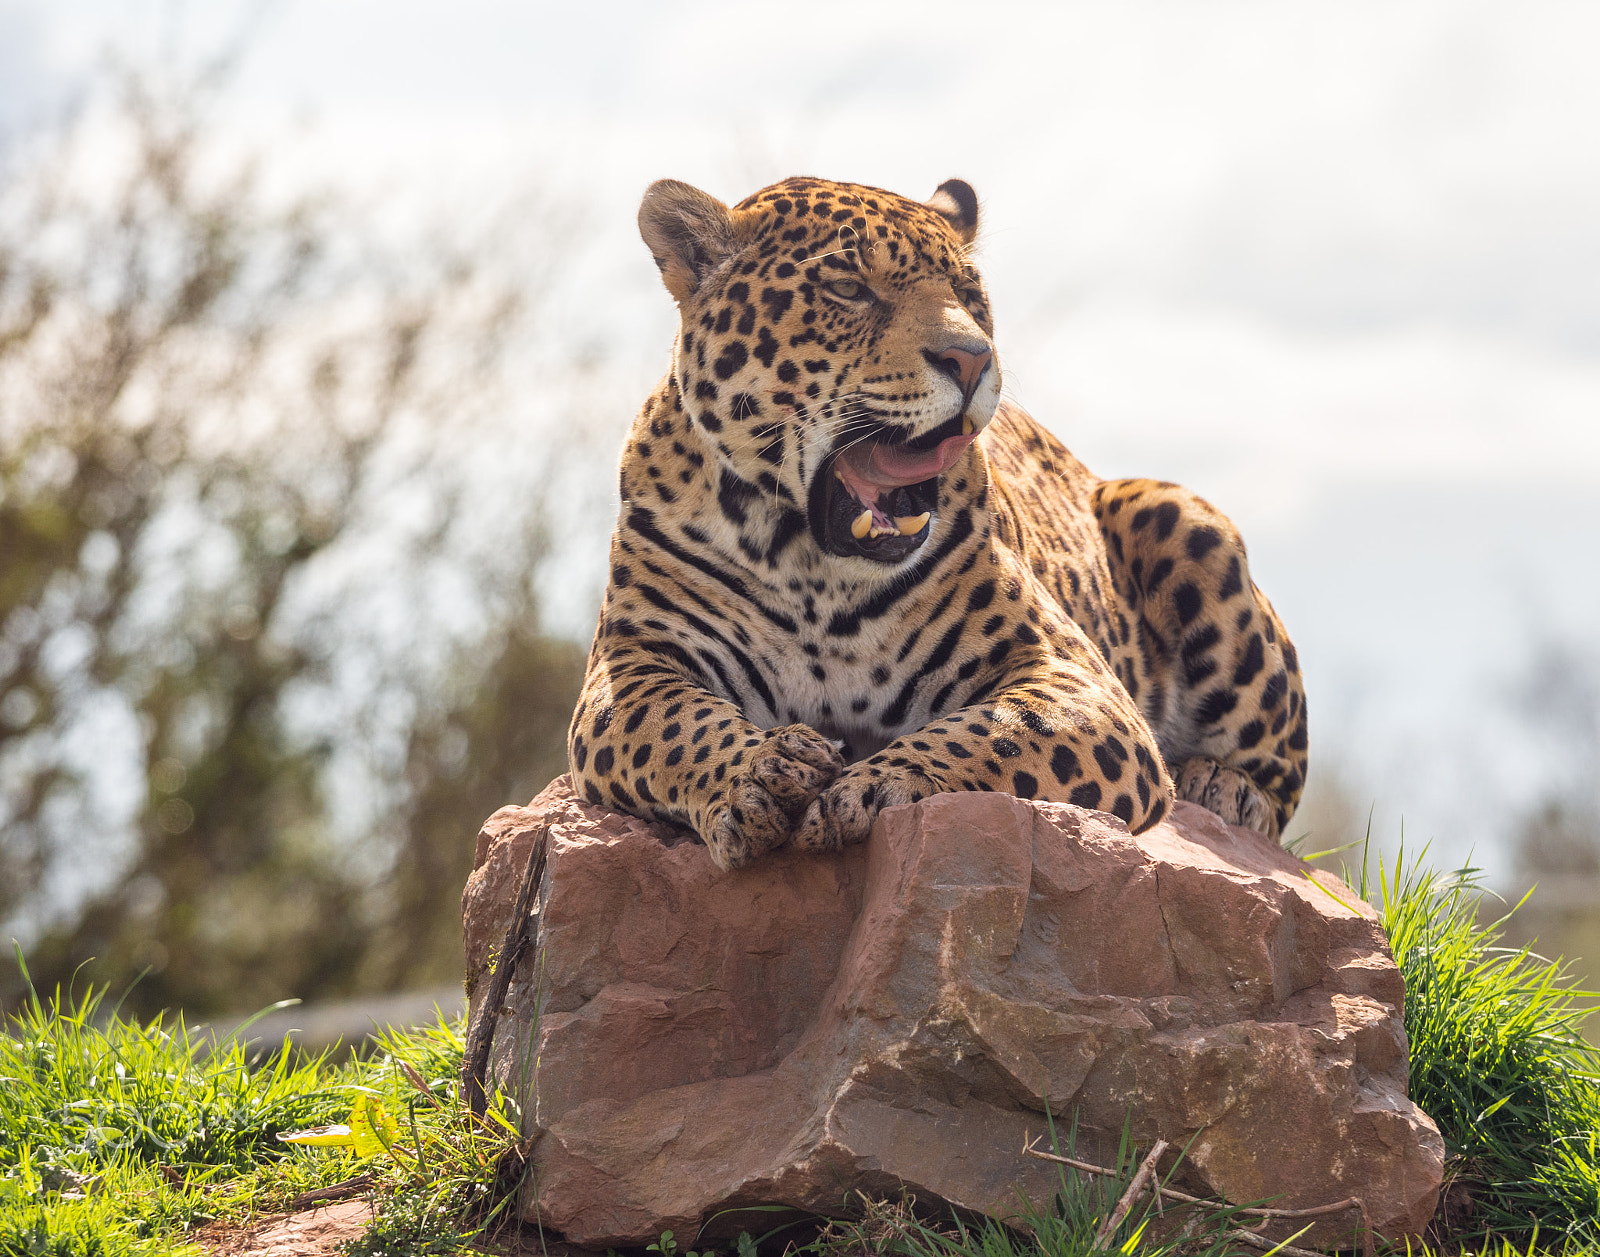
[850,510,873,539]
[962,416,974,435]
[895,512,931,535]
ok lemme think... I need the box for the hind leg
[1092,479,1307,839]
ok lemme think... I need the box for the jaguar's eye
[825,279,871,301]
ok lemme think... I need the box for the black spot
[718,470,758,525]
[1110,794,1135,823]
[993,738,1022,758]
[1195,688,1239,725]
[1261,669,1289,710]
[632,744,653,768]
[664,745,684,766]
[761,287,794,320]
[593,746,615,775]
[1069,782,1102,809]
[1186,526,1223,561]
[1174,582,1203,626]
[713,341,749,380]
[1051,745,1080,784]
[1181,624,1221,688]
[1232,634,1266,686]
[1218,556,1244,600]
[1013,771,1038,798]
[965,580,996,612]
[624,707,648,734]
[1092,742,1125,781]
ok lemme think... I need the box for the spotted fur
[568,176,1308,869]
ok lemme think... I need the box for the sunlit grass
[0,950,524,1256]
[1357,849,1600,1244]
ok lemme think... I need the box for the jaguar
[566,175,1307,870]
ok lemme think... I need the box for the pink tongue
[848,433,976,490]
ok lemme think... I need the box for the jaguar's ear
[639,179,747,304]
[926,178,979,246]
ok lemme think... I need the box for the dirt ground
[195,1198,608,1257]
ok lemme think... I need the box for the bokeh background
[3,0,1598,1022]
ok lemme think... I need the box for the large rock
[463,777,1443,1249]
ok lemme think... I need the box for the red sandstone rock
[462,778,1443,1249]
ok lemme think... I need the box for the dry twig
[1221,1226,1325,1257]
[1023,1135,1374,1257]
[1094,1138,1169,1245]
[459,823,550,1118]
[286,1172,375,1209]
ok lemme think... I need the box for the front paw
[794,766,942,853]
[1176,756,1278,839]
[706,725,844,869]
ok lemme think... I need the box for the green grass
[4,845,1600,1257]
[0,951,525,1256]
[1364,850,1600,1245]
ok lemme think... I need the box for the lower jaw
[809,466,938,563]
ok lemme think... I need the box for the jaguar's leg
[569,647,842,870]
[1092,478,1307,839]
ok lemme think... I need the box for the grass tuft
[0,950,523,1255]
[1360,849,1600,1245]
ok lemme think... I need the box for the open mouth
[809,415,978,563]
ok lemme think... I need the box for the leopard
[567,175,1307,870]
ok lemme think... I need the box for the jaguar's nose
[924,343,994,398]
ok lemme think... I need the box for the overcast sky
[6,0,1599,875]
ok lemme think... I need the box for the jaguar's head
[640,175,1000,566]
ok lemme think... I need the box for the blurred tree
[1509,642,1600,883]
[1499,642,1600,1041]
[0,67,587,1018]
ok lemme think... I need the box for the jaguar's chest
[748,626,924,757]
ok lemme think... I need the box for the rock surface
[199,1201,373,1256]
[463,777,1443,1249]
